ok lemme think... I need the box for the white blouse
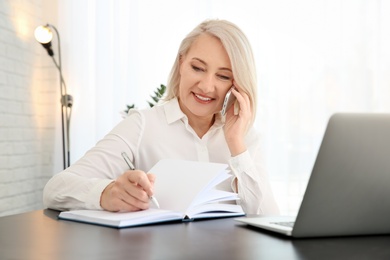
[43,98,279,215]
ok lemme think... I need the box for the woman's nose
[198,74,216,93]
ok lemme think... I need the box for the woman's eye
[218,75,231,81]
[192,65,204,72]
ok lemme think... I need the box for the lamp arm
[47,24,68,97]
[50,56,68,97]
[46,24,72,168]
[65,106,72,167]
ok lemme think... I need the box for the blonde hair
[164,19,258,123]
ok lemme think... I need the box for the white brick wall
[0,0,59,217]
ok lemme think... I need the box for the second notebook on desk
[59,159,244,228]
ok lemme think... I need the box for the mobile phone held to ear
[221,86,237,116]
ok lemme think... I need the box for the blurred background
[1,0,389,217]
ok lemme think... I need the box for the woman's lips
[193,93,214,103]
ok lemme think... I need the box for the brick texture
[0,0,58,217]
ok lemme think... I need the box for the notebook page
[149,159,229,214]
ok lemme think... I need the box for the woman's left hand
[224,81,252,156]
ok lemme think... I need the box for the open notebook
[59,159,244,228]
[236,113,390,238]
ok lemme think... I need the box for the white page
[191,189,239,207]
[149,159,230,214]
[187,204,244,218]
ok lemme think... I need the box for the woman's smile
[193,92,214,103]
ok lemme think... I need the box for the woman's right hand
[100,170,156,212]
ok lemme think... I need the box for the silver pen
[121,152,160,208]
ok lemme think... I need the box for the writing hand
[100,170,156,212]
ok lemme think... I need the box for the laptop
[236,113,390,238]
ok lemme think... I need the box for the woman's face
[178,33,233,122]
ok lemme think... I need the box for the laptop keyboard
[272,221,295,228]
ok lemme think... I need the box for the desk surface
[1,210,390,260]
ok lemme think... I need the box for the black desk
[1,210,390,260]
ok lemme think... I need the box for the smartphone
[221,86,237,116]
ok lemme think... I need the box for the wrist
[100,181,115,209]
[228,141,246,157]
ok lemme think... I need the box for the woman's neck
[178,99,216,138]
[188,115,215,138]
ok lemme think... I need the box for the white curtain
[58,0,390,214]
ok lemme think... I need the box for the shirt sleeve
[43,111,144,211]
[228,128,280,215]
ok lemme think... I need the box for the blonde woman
[43,19,279,215]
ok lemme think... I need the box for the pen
[121,152,160,209]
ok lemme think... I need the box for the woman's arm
[228,138,279,215]
[223,84,279,215]
[43,111,149,211]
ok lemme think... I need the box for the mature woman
[43,19,279,215]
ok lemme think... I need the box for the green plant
[124,84,166,114]
[147,84,166,107]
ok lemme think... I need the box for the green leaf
[124,104,135,114]
[148,84,167,107]
[125,84,167,112]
